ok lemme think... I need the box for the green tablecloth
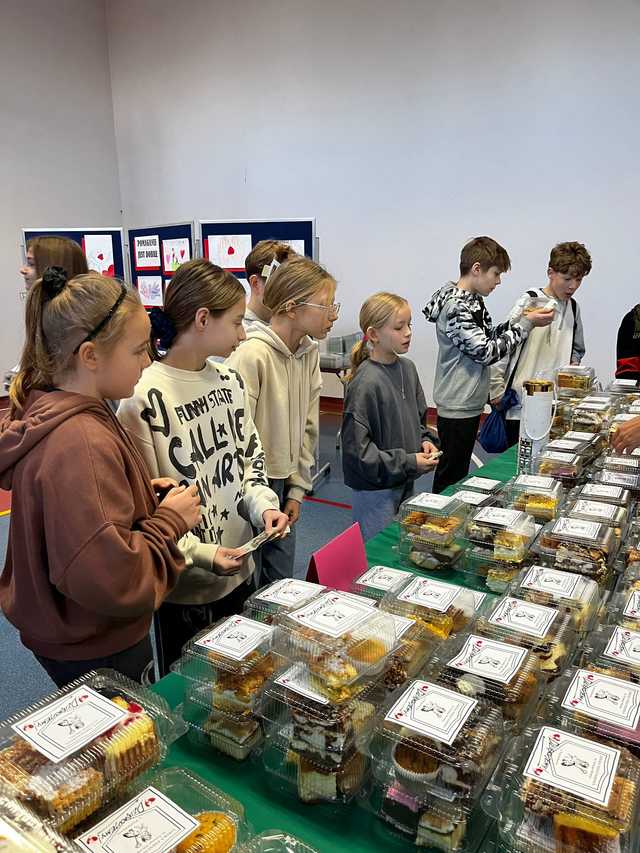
[152,447,518,852]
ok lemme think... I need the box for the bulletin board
[21,227,127,280]
[198,218,317,279]
[126,221,196,309]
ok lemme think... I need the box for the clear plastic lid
[483,724,640,853]
[379,576,490,641]
[581,625,640,680]
[507,565,601,634]
[535,450,584,480]
[565,497,628,530]
[502,475,564,523]
[535,516,616,581]
[463,507,536,562]
[546,436,595,455]
[555,365,596,390]
[608,378,640,394]
[399,493,467,546]
[449,488,496,509]
[460,546,529,594]
[273,591,397,699]
[458,476,504,495]
[568,482,631,508]
[592,469,640,497]
[260,734,368,805]
[365,777,491,851]
[0,794,74,852]
[425,631,543,731]
[564,429,607,454]
[351,565,413,601]
[363,679,504,802]
[608,589,640,631]
[0,670,185,834]
[70,766,247,852]
[236,831,321,853]
[474,597,575,678]
[538,665,640,755]
[595,453,640,475]
[243,579,326,623]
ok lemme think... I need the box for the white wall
[105,0,638,398]
[0,0,122,375]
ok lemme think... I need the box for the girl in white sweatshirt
[227,256,338,583]
[117,259,288,675]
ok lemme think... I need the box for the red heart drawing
[228,246,235,255]
[180,249,185,259]
[79,694,89,702]
[552,733,561,741]
[97,253,104,261]
[571,699,579,705]
[144,796,156,807]
[86,836,99,844]
[534,767,543,775]
[23,724,34,731]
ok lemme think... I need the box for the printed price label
[571,500,617,521]
[524,726,620,807]
[384,680,477,746]
[474,507,523,527]
[581,484,624,500]
[287,592,375,638]
[603,455,640,468]
[552,518,603,540]
[577,402,608,411]
[562,669,640,731]
[410,493,456,510]
[515,475,555,489]
[75,787,199,853]
[195,615,273,660]
[566,431,596,441]
[547,439,582,451]
[464,477,501,490]
[397,577,462,612]
[520,566,590,601]
[600,471,640,487]
[255,579,325,606]
[454,489,491,506]
[13,686,128,763]
[542,451,579,463]
[604,627,640,666]
[448,635,528,685]
[488,597,558,639]
[274,663,329,705]
[355,565,411,592]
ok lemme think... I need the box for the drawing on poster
[284,239,306,256]
[162,238,190,273]
[134,235,161,270]
[137,276,163,307]
[207,234,253,270]
[84,234,115,277]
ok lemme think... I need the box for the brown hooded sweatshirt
[0,390,188,660]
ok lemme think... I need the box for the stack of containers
[0,670,186,835]
[171,615,279,761]
[398,493,468,572]
[242,579,327,624]
[607,377,640,399]
[259,590,398,804]
[500,474,564,524]
[472,594,576,680]
[359,677,502,851]
[482,724,640,853]
[570,399,616,435]
[561,429,607,460]
[459,506,538,592]
[564,493,629,548]
[69,767,248,853]
[555,365,596,398]
[534,516,618,586]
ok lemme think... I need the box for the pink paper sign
[306,523,368,591]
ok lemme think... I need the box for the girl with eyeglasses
[227,255,339,584]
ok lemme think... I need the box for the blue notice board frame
[127,221,196,308]
[21,227,126,281]
[198,218,316,279]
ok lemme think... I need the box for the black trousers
[151,579,254,678]
[505,418,520,449]
[35,635,154,689]
[433,414,481,494]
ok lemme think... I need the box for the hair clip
[261,259,281,282]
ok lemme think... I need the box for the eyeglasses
[297,301,341,316]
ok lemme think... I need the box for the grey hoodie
[424,283,532,419]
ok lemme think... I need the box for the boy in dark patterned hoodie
[424,236,554,493]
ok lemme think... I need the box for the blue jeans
[351,481,414,541]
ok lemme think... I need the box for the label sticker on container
[409,493,456,510]
[464,476,501,490]
[600,471,640,487]
[515,475,555,489]
[454,489,490,506]
[195,615,273,660]
[552,518,603,540]
[603,627,640,666]
[613,379,638,388]
[384,680,477,746]
[397,577,461,612]
[488,597,557,639]
[474,507,523,527]
[583,396,611,404]
[75,786,199,853]
[604,455,640,468]
[287,592,375,638]
[577,402,608,411]
[566,431,596,441]
[390,613,415,640]
[623,591,640,621]
[571,500,617,521]
[542,451,579,463]
[524,727,620,807]
[520,566,587,601]
[562,669,640,731]
[547,439,582,451]
[581,484,624,500]
[255,578,325,607]
[448,635,528,685]
[12,686,128,763]
[274,663,329,705]
[356,565,411,592]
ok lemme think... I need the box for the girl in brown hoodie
[0,268,201,687]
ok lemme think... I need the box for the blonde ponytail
[348,292,409,381]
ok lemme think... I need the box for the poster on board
[162,238,190,274]
[83,234,115,277]
[206,234,253,271]
[134,235,161,270]
[137,276,163,307]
